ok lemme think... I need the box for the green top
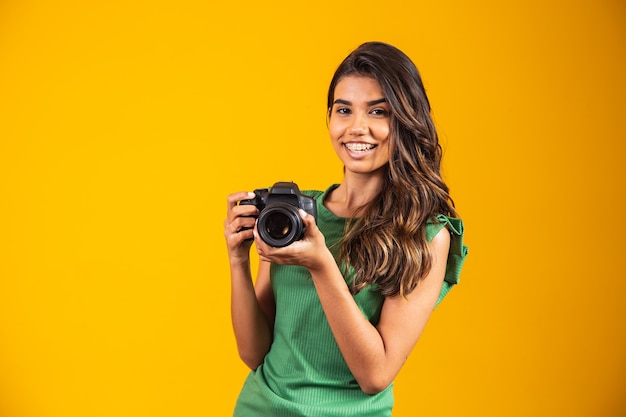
[233,184,468,417]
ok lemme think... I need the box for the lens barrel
[257,202,305,248]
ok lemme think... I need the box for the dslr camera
[239,182,317,248]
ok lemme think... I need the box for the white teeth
[345,143,376,152]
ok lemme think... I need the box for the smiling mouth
[344,143,377,152]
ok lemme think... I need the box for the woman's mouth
[343,142,377,153]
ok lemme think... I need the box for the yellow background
[1,0,625,416]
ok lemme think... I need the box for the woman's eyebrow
[333,99,351,106]
[333,98,387,106]
[367,98,387,105]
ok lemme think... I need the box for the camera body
[239,182,317,248]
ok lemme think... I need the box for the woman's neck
[325,173,384,217]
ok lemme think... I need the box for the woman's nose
[349,113,367,135]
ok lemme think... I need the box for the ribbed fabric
[233,184,468,416]
[428,214,469,306]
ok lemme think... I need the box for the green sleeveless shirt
[233,185,468,416]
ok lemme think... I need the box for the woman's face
[328,76,391,178]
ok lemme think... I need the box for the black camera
[239,182,317,248]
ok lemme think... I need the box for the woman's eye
[336,107,351,115]
[371,108,388,116]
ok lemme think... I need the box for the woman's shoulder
[426,214,469,305]
[302,189,324,199]
[302,184,340,201]
[426,214,465,242]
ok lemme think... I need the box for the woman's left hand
[254,209,331,271]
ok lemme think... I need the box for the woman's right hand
[224,191,259,264]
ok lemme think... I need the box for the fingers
[224,191,259,253]
[252,226,278,260]
[254,237,310,266]
[298,208,314,224]
[225,192,258,221]
[298,208,320,237]
[227,191,255,207]
[224,218,255,242]
[226,191,256,213]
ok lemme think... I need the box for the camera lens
[265,212,292,240]
[257,203,304,247]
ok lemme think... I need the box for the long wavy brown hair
[327,42,457,298]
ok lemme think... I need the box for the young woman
[224,41,468,416]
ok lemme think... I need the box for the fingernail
[298,209,307,218]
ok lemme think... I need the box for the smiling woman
[223,42,468,416]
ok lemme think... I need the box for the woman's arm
[255,210,450,394]
[229,259,274,369]
[309,228,449,394]
[224,192,276,370]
